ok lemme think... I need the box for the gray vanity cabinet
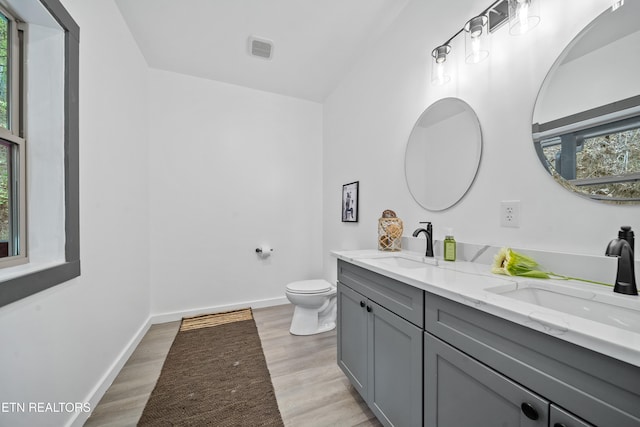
[337,260,424,427]
[424,333,548,427]
[424,332,594,426]
[336,259,637,427]
[425,292,640,427]
[550,405,594,427]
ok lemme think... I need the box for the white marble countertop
[332,249,640,368]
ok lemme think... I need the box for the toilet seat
[286,279,332,294]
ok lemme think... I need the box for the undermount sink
[487,281,640,334]
[360,253,438,269]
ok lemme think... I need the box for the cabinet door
[550,404,594,427]
[368,300,422,427]
[337,282,368,398]
[424,333,549,427]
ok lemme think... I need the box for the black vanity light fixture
[430,0,541,85]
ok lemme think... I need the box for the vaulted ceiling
[115,0,411,102]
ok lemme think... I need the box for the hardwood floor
[254,305,381,427]
[85,304,381,426]
[85,321,181,426]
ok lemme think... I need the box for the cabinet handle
[553,424,567,427]
[366,305,372,312]
[360,301,365,308]
[521,403,539,420]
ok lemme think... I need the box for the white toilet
[285,279,337,335]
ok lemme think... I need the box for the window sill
[0,259,80,307]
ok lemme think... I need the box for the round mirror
[532,2,640,203]
[405,98,482,211]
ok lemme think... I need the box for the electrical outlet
[500,200,520,228]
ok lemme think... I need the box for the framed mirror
[532,2,640,203]
[405,98,482,211]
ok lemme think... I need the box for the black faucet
[412,222,434,257]
[605,226,637,296]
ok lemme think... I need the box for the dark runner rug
[138,309,284,426]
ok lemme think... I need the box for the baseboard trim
[72,296,289,426]
[69,316,153,427]
[149,296,290,324]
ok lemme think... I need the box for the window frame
[0,0,79,308]
[0,129,26,266]
[0,6,27,268]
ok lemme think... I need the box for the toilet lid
[286,280,332,294]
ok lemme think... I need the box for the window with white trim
[0,6,26,266]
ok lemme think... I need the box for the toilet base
[289,302,337,336]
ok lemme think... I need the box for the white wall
[323,0,640,282]
[148,69,323,316]
[0,0,150,425]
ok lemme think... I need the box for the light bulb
[431,45,451,84]
[464,15,489,63]
[517,2,530,34]
[435,63,445,85]
[508,0,540,35]
[472,37,481,62]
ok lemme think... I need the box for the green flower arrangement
[491,247,612,287]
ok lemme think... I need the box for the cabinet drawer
[425,292,640,427]
[550,404,593,427]
[338,260,424,327]
[425,332,548,427]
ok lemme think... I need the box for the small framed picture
[342,181,359,222]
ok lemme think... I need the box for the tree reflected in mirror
[532,2,640,203]
[541,127,640,201]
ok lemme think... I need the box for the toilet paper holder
[255,246,274,255]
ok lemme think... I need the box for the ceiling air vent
[248,36,273,60]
